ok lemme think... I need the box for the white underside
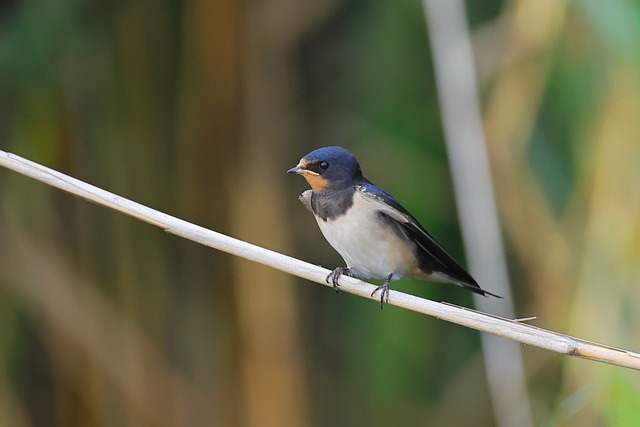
[315,190,418,280]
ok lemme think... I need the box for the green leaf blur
[0,0,639,426]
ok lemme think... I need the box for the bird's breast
[314,191,418,279]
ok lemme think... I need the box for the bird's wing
[355,184,499,297]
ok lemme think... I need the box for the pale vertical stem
[422,1,534,426]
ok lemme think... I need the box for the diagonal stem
[0,149,639,371]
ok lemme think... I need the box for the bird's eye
[319,161,329,170]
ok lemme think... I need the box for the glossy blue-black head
[287,146,364,192]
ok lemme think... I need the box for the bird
[287,146,500,308]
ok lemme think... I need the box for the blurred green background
[1,0,639,426]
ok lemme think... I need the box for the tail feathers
[456,280,502,298]
[428,271,502,298]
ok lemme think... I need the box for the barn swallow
[287,146,500,308]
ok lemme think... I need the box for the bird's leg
[371,273,393,309]
[326,267,351,293]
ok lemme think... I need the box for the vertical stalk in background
[422,1,534,427]
[227,0,333,425]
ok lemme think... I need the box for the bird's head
[287,146,363,192]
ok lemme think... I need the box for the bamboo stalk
[1,149,639,371]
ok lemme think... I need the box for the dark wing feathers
[356,184,500,298]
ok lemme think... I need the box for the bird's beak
[287,162,319,176]
[287,165,304,174]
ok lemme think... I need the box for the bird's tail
[455,279,502,298]
[426,271,502,298]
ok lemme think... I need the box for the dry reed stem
[1,149,639,371]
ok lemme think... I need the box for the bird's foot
[371,273,393,309]
[326,267,351,293]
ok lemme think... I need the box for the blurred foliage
[0,0,639,426]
